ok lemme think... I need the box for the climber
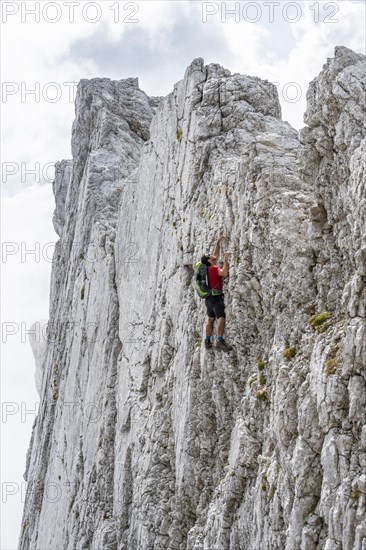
[202,232,233,352]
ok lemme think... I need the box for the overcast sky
[1,1,365,547]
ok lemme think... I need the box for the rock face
[28,320,48,396]
[20,47,365,550]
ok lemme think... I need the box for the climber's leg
[211,296,226,334]
[217,316,225,337]
[204,297,215,349]
[215,316,232,351]
[204,317,215,349]
[205,298,215,338]
[213,298,232,352]
[206,316,215,337]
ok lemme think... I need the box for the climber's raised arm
[212,231,225,258]
[218,251,230,278]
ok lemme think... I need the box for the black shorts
[205,294,225,319]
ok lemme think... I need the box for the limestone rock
[21,48,365,550]
[28,320,48,396]
[52,160,72,237]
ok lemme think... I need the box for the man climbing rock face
[202,233,233,352]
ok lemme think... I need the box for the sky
[1,1,365,548]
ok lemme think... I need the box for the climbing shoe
[205,339,212,350]
[215,339,233,352]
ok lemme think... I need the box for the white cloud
[1,183,57,549]
[212,0,366,128]
[1,2,365,547]
[1,3,106,196]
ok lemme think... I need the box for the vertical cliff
[20,47,365,550]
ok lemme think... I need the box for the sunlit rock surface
[22,47,365,550]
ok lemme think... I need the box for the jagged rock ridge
[20,47,365,550]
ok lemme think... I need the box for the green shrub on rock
[282,347,296,360]
[308,311,330,332]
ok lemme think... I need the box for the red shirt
[208,265,223,292]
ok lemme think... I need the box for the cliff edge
[20,47,365,550]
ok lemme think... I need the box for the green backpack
[194,262,222,299]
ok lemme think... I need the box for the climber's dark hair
[201,255,211,266]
